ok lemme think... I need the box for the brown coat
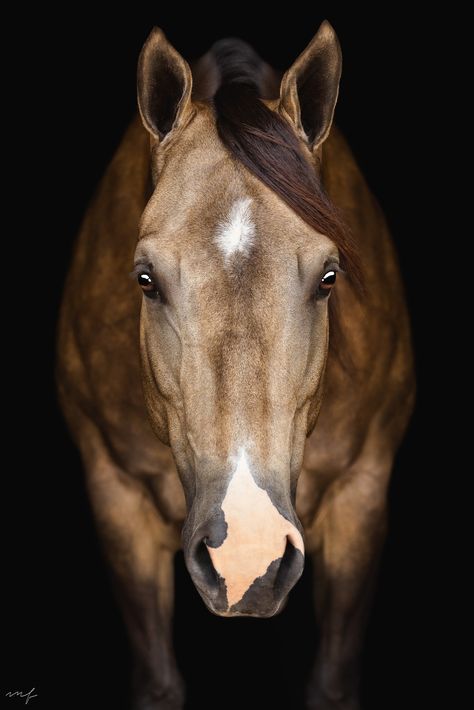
[57,23,414,710]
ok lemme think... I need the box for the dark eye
[317,270,337,298]
[137,272,158,299]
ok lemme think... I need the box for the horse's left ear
[137,28,193,142]
[279,21,342,152]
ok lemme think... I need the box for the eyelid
[131,261,152,277]
[323,261,343,274]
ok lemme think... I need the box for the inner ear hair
[137,27,193,141]
[279,21,342,151]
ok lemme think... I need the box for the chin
[203,595,289,619]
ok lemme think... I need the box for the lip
[201,594,288,619]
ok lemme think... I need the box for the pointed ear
[137,28,193,142]
[279,21,342,151]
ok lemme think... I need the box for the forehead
[138,107,336,265]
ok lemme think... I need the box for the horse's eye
[137,272,158,298]
[317,270,337,297]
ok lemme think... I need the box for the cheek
[157,313,183,374]
[294,308,329,398]
[140,307,183,402]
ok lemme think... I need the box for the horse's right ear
[137,28,193,142]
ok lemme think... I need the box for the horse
[57,21,414,710]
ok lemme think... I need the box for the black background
[6,5,443,710]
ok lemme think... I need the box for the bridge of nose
[206,451,304,609]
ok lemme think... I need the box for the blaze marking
[206,450,304,608]
[215,198,255,261]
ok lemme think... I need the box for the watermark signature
[5,689,38,705]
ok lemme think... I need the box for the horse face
[135,26,341,616]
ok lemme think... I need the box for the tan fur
[57,24,414,710]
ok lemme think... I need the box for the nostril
[274,536,305,597]
[192,539,220,593]
[287,527,304,552]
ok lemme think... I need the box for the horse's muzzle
[184,518,305,617]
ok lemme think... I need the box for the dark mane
[210,40,363,367]
[208,38,280,99]
[211,42,361,289]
